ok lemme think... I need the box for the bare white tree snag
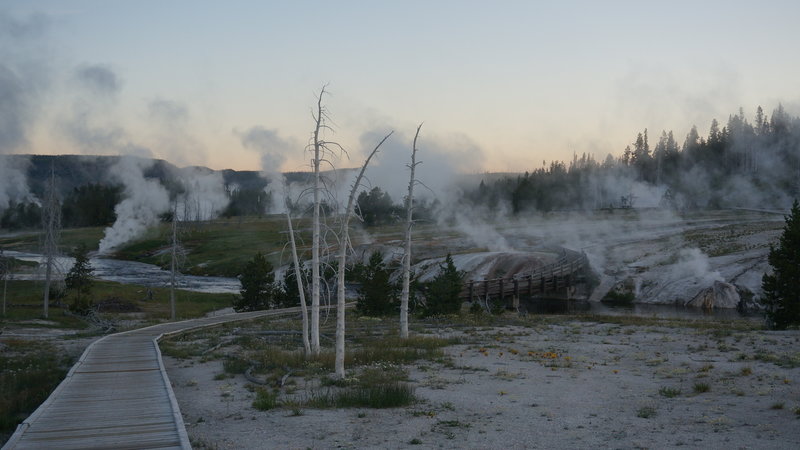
[41,167,60,319]
[287,209,311,355]
[335,131,394,378]
[310,87,326,355]
[1,249,9,317]
[169,201,179,320]
[400,123,423,339]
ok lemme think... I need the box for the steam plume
[98,156,170,253]
[0,12,50,210]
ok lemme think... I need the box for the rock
[685,281,740,309]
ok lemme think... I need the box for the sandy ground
[165,320,800,449]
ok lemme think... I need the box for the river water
[4,251,241,294]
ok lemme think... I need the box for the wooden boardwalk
[4,308,298,450]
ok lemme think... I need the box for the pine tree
[762,200,800,328]
[422,254,465,317]
[277,261,308,308]
[65,245,94,312]
[234,253,278,311]
[354,252,397,316]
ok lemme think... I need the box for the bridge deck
[4,309,296,450]
[462,250,588,301]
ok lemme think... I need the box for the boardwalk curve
[4,308,299,449]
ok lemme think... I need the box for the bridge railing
[460,251,589,301]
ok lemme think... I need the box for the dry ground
[165,317,800,449]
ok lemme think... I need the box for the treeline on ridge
[464,104,800,213]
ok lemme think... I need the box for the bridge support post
[512,279,519,309]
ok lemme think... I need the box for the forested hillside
[465,105,800,213]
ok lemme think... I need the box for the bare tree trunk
[2,265,7,317]
[41,167,60,319]
[1,249,8,317]
[311,89,325,355]
[170,202,178,320]
[335,131,393,378]
[287,210,311,355]
[400,124,423,339]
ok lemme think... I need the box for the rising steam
[98,156,170,253]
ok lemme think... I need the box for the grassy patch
[1,279,230,328]
[111,217,295,277]
[636,406,657,418]
[752,349,800,368]
[304,383,416,408]
[253,388,278,410]
[0,339,74,434]
[693,382,711,394]
[0,227,105,252]
[658,386,681,398]
[223,357,249,374]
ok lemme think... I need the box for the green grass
[222,356,250,374]
[0,227,105,253]
[636,406,657,418]
[0,279,231,326]
[0,280,89,329]
[112,217,300,277]
[658,386,681,398]
[253,388,278,410]
[693,382,711,394]
[0,339,75,435]
[303,383,416,408]
[752,349,800,368]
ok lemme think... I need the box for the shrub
[693,382,710,393]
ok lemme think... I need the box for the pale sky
[2,0,800,173]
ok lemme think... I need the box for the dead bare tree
[169,200,186,320]
[400,124,423,339]
[41,167,61,319]
[334,131,394,378]
[286,208,311,355]
[309,85,344,355]
[1,248,10,317]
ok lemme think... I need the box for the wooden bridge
[3,308,301,450]
[462,249,590,305]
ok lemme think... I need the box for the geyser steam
[98,156,170,253]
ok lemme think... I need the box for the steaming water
[4,251,240,294]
